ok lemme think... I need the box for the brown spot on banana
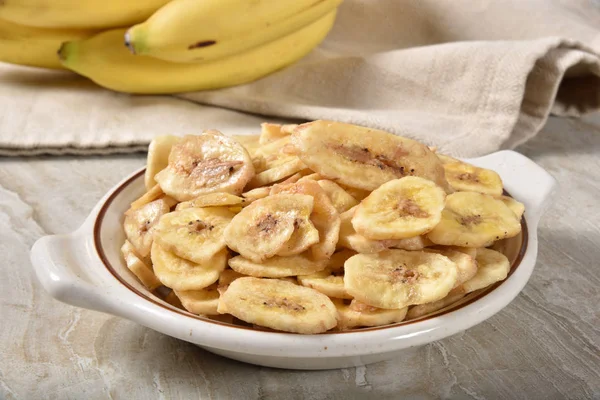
[188,40,217,50]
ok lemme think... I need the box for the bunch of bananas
[0,0,342,93]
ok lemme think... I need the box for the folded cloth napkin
[1,0,600,156]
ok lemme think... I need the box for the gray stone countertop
[0,115,599,399]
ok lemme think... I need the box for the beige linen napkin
[1,0,600,156]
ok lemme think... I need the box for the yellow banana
[0,0,170,29]
[0,18,94,69]
[125,0,343,63]
[59,10,336,94]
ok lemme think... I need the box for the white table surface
[1,114,599,399]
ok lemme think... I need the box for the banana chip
[155,132,255,201]
[121,241,161,290]
[297,267,351,299]
[174,285,220,315]
[260,123,290,145]
[291,120,450,192]
[499,195,525,220]
[271,179,340,260]
[232,134,260,157]
[124,198,171,258]
[129,184,165,211]
[427,192,521,247]
[151,242,227,291]
[327,249,357,272]
[344,250,458,309]
[154,207,233,264]
[277,218,320,256]
[145,135,181,190]
[217,277,338,334]
[406,291,466,320]
[333,299,407,330]
[352,177,446,240]
[175,192,245,210]
[337,206,389,254]
[425,247,478,288]
[224,194,314,262]
[228,253,327,278]
[438,154,503,196]
[246,157,306,189]
[317,180,359,213]
[462,248,510,293]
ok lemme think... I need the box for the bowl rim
[94,168,529,335]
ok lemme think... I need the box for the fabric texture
[1,0,600,156]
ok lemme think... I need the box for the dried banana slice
[241,186,271,204]
[164,290,184,309]
[344,250,458,309]
[271,180,341,260]
[499,195,525,220]
[260,123,290,145]
[174,285,220,315]
[333,299,408,330]
[291,120,450,192]
[232,134,260,157]
[124,198,170,258]
[217,277,338,334]
[277,218,320,256]
[438,154,503,196]
[298,173,323,181]
[405,291,466,320]
[121,241,161,290]
[145,135,181,190]
[425,247,477,288]
[297,268,351,299]
[386,236,434,251]
[175,192,245,211]
[224,194,314,262]
[462,248,510,293]
[337,206,389,254]
[155,132,254,201]
[352,177,446,240]
[154,207,233,264]
[427,192,521,247]
[151,242,227,291]
[339,184,370,201]
[218,269,248,288]
[228,253,327,278]
[317,180,359,213]
[254,135,292,158]
[246,157,306,189]
[129,184,165,211]
[327,249,357,272]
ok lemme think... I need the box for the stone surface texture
[0,114,599,399]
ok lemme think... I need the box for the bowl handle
[467,150,557,222]
[30,232,120,315]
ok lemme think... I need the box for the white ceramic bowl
[30,150,555,370]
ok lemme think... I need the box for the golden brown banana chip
[175,192,245,210]
[297,267,351,299]
[217,277,338,334]
[145,135,181,190]
[151,242,227,291]
[154,207,233,264]
[499,195,525,220]
[174,285,220,315]
[438,154,503,196]
[155,132,255,201]
[124,198,171,258]
[270,179,340,260]
[291,120,450,192]
[344,250,458,309]
[121,241,161,290]
[228,253,327,278]
[129,184,165,211]
[317,180,359,213]
[333,299,408,330]
[224,194,315,262]
[405,291,466,320]
[462,248,510,293]
[352,177,446,240]
[427,192,521,247]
